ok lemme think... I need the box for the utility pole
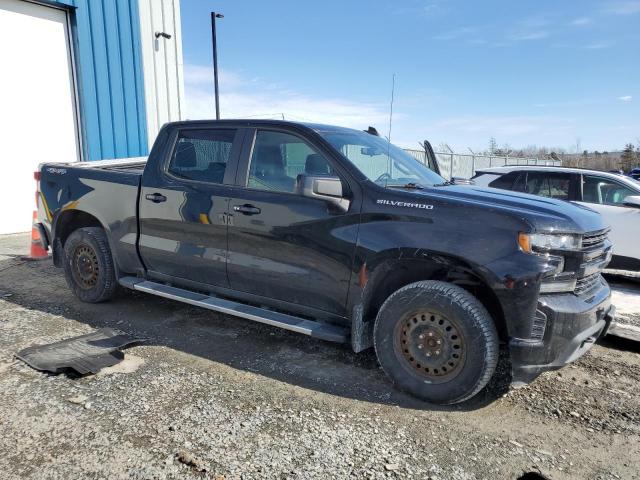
[211,12,224,120]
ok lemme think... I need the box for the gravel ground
[0,234,639,480]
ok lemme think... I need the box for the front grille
[574,228,612,292]
[582,228,610,250]
[575,273,603,295]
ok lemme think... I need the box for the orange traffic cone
[29,211,49,259]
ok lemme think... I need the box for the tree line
[482,137,639,172]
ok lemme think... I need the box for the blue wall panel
[51,0,148,160]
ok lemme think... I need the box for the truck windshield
[319,130,445,187]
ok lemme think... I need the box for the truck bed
[38,157,146,274]
[45,157,147,174]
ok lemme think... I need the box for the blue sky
[179,0,639,152]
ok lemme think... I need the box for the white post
[467,147,476,177]
[450,154,454,179]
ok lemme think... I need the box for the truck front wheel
[374,280,498,405]
[63,227,118,303]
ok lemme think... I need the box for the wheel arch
[52,210,109,268]
[356,251,508,343]
[54,210,104,246]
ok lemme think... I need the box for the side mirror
[623,195,640,208]
[296,175,350,212]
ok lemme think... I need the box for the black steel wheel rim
[394,310,466,384]
[71,244,100,289]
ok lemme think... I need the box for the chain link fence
[403,149,562,180]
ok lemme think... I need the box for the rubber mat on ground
[15,328,143,375]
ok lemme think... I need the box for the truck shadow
[0,256,511,412]
[598,334,640,354]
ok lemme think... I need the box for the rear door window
[168,129,237,184]
[511,173,527,192]
[488,171,518,189]
[471,173,501,187]
[524,172,571,199]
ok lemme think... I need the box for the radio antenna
[386,73,396,177]
[388,73,395,143]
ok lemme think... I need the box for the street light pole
[211,12,224,120]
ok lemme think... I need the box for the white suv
[472,166,640,273]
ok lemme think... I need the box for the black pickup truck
[35,120,615,404]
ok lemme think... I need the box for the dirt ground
[0,233,638,480]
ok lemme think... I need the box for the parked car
[35,120,614,404]
[472,166,640,272]
[628,167,640,181]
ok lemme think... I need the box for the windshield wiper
[432,180,452,187]
[385,182,424,190]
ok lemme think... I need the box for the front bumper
[509,280,614,386]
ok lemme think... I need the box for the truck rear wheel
[63,227,118,303]
[374,280,498,405]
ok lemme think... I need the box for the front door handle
[233,204,261,215]
[145,193,167,203]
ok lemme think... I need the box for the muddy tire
[63,227,118,303]
[374,280,498,405]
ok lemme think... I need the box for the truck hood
[410,184,606,234]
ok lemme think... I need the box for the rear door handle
[233,204,261,215]
[145,193,167,203]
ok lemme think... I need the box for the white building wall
[0,0,80,233]
[138,0,185,149]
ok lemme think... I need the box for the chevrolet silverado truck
[35,120,615,404]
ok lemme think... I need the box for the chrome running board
[119,277,348,343]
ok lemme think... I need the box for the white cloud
[618,95,633,101]
[511,31,549,41]
[434,16,553,45]
[180,65,632,153]
[532,99,595,109]
[183,64,246,89]
[423,2,442,16]
[432,115,573,137]
[183,64,391,130]
[507,16,552,42]
[388,113,588,152]
[584,42,615,49]
[569,17,592,26]
[433,26,478,41]
[603,1,640,14]
[393,1,447,17]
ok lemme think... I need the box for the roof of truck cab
[166,119,358,132]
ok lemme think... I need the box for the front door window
[247,131,334,194]
[582,175,635,206]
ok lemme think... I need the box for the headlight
[518,232,582,253]
[518,232,580,294]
